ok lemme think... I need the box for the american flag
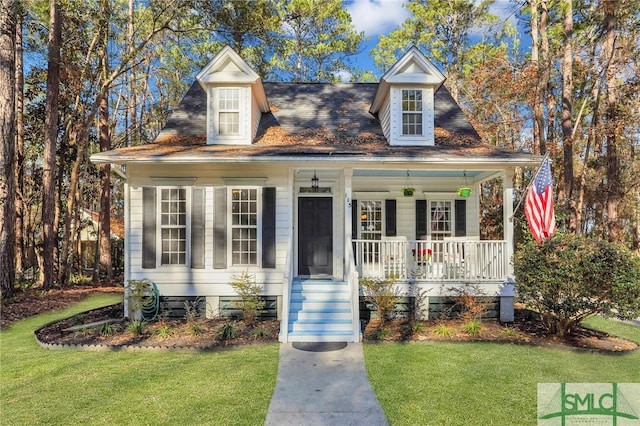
[524,157,556,242]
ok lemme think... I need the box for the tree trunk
[0,0,17,299]
[529,0,546,155]
[603,0,621,242]
[127,0,136,146]
[41,0,62,289]
[14,8,24,275]
[560,0,576,231]
[540,1,555,151]
[99,95,113,280]
[58,131,87,285]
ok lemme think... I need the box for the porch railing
[353,239,508,281]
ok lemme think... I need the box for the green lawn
[0,294,279,425]
[364,319,640,426]
[3,296,639,426]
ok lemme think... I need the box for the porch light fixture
[457,171,472,197]
[311,170,319,192]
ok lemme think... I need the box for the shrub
[251,327,270,339]
[376,327,391,340]
[360,276,401,326]
[217,322,237,341]
[126,320,146,336]
[449,284,490,322]
[184,298,202,323]
[514,233,640,336]
[187,323,205,336]
[230,271,265,325]
[433,323,452,337]
[153,324,174,339]
[463,320,482,336]
[99,322,119,337]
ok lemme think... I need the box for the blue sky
[345,0,528,76]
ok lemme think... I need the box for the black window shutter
[191,188,205,269]
[455,199,467,237]
[213,187,227,269]
[415,199,427,239]
[385,199,397,236]
[351,200,358,239]
[262,187,276,268]
[142,187,156,269]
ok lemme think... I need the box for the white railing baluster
[354,239,508,282]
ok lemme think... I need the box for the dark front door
[298,197,333,276]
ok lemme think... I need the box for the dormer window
[369,46,445,146]
[402,89,423,136]
[195,46,270,145]
[218,88,240,135]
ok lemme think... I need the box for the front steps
[286,279,355,342]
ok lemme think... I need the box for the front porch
[353,238,508,282]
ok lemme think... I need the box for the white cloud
[486,0,519,28]
[346,0,410,37]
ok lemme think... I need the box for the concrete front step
[289,300,351,311]
[288,319,352,333]
[287,279,356,342]
[289,309,352,321]
[286,330,355,342]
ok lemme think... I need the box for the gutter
[90,154,543,168]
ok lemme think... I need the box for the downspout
[279,168,295,343]
[122,167,130,318]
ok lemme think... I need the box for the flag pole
[510,152,551,219]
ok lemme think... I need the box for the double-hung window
[231,188,258,265]
[160,188,187,265]
[360,200,383,240]
[401,89,423,136]
[430,200,452,240]
[218,88,240,135]
[360,200,383,262]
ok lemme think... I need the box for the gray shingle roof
[156,81,480,143]
[92,80,541,165]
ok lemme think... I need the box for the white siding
[250,89,262,141]
[389,86,435,146]
[207,85,253,145]
[379,96,391,141]
[126,164,290,298]
[352,175,480,240]
[125,164,483,300]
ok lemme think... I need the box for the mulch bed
[3,285,637,352]
[363,313,638,352]
[1,285,123,329]
[34,303,280,350]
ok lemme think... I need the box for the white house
[91,46,540,342]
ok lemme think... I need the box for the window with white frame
[218,88,240,135]
[160,188,187,265]
[231,188,258,265]
[360,200,383,240]
[430,200,452,239]
[401,89,423,136]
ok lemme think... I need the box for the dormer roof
[196,45,269,112]
[370,46,445,114]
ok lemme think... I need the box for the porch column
[502,170,515,277]
[344,168,353,243]
[501,170,515,323]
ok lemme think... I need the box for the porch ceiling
[353,169,483,179]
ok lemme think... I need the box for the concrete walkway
[264,342,389,426]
